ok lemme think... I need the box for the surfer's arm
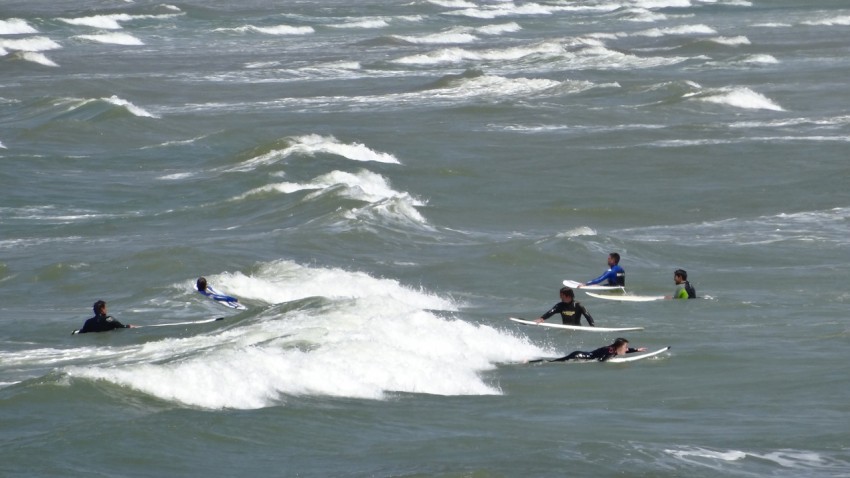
[586,269,612,286]
[536,303,561,322]
[579,304,595,326]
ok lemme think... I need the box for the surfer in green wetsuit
[665,269,696,299]
[75,300,136,334]
[534,287,595,326]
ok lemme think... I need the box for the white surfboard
[509,317,643,332]
[585,291,664,302]
[562,280,625,292]
[607,346,670,363]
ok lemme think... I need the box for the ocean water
[2,0,849,476]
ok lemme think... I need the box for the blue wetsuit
[586,264,625,286]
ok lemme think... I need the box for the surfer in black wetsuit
[535,287,595,326]
[75,300,135,334]
[550,337,646,362]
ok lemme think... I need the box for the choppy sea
[2,0,849,476]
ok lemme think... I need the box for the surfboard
[202,285,247,310]
[73,317,224,334]
[562,280,625,292]
[509,317,643,332]
[607,346,670,363]
[585,291,664,302]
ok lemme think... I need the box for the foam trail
[75,33,145,45]
[0,18,39,35]
[231,134,400,172]
[103,95,159,117]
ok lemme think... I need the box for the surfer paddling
[74,300,136,334]
[197,277,241,304]
[550,337,646,362]
[579,252,625,288]
[535,287,595,326]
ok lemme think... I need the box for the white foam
[327,18,390,29]
[218,25,315,35]
[0,139,5,149]
[15,51,59,67]
[557,227,597,238]
[231,134,400,172]
[0,18,39,35]
[802,15,850,26]
[75,32,144,45]
[476,22,521,35]
[58,13,181,30]
[0,36,62,52]
[708,35,751,46]
[634,24,717,37]
[60,262,546,409]
[102,95,159,117]
[393,28,479,44]
[688,86,784,111]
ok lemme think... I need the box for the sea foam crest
[216,25,315,35]
[0,36,62,52]
[58,13,180,30]
[233,135,400,171]
[12,51,58,67]
[102,95,159,117]
[802,15,850,26]
[687,86,784,111]
[64,261,546,408]
[75,32,144,45]
[0,18,39,35]
[634,24,717,37]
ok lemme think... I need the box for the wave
[0,36,62,52]
[9,51,59,67]
[229,134,400,172]
[42,260,548,409]
[618,207,850,246]
[74,32,145,45]
[57,13,182,30]
[0,18,39,35]
[101,95,158,117]
[684,86,784,111]
[801,15,850,27]
[215,25,315,35]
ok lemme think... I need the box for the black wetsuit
[540,301,594,326]
[552,345,640,362]
[77,313,129,334]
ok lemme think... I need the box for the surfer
[550,337,646,362]
[665,269,696,299]
[535,287,595,326]
[580,252,625,287]
[197,277,239,302]
[75,300,136,334]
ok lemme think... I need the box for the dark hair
[612,337,629,348]
[93,300,106,315]
[559,286,575,299]
[609,252,620,264]
[674,269,688,280]
[196,277,207,292]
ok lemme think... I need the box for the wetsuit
[77,313,130,334]
[673,281,696,299]
[540,301,594,326]
[586,264,625,287]
[551,345,640,362]
[199,288,239,303]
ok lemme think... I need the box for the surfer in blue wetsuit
[75,300,136,334]
[535,287,595,326]
[196,277,240,304]
[550,337,646,362]
[581,252,625,287]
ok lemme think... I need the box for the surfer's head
[196,277,207,292]
[674,269,687,283]
[608,252,620,265]
[612,337,629,354]
[93,300,106,316]
[559,286,574,302]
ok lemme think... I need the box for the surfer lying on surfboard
[550,337,646,362]
[196,276,243,308]
[535,287,595,326]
